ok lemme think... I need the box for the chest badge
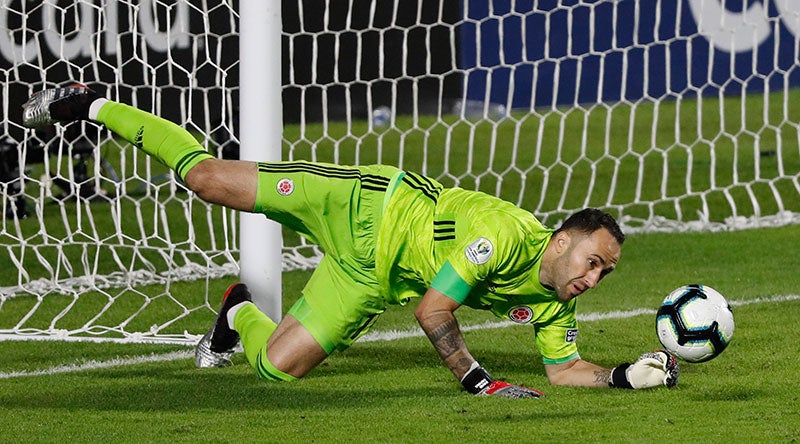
[508,306,533,324]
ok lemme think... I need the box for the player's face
[549,228,621,302]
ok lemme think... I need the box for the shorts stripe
[402,171,441,202]
[258,162,390,191]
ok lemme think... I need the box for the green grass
[1,226,800,442]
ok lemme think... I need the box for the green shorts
[253,161,402,353]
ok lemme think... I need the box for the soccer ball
[656,284,735,363]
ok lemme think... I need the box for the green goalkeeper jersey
[375,172,580,365]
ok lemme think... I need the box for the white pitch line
[0,350,193,379]
[2,294,798,380]
[359,293,800,342]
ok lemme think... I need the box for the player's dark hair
[553,208,625,245]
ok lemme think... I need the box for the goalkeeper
[22,85,679,398]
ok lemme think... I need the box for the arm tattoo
[455,357,472,370]
[594,368,612,385]
[418,305,472,376]
[426,318,464,360]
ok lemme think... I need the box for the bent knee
[255,349,299,382]
[183,158,218,197]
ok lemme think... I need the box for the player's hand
[632,350,679,388]
[610,350,679,389]
[481,380,545,398]
[460,361,545,398]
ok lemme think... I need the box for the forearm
[417,308,474,380]
[546,351,679,389]
[414,288,544,398]
[546,358,612,387]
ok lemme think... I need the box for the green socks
[233,303,296,381]
[95,101,214,181]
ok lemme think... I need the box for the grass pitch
[1,225,799,443]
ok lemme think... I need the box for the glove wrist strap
[609,363,634,389]
[461,362,494,394]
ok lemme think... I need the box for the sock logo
[134,126,144,148]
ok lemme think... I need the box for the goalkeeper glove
[460,361,545,398]
[609,350,679,389]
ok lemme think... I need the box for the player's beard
[546,250,579,302]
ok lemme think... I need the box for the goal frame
[238,0,282,322]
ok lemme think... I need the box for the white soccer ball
[656,284,735,363]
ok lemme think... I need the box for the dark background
[1,0,463,139]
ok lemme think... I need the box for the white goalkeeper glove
[609,350,679,389]
[460,361,545,398]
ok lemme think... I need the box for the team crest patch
[565,329,579,343]
[465,237,493,264]
[508,306,533,324]
[276,178,294,196]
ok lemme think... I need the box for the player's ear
[553,230,571,253]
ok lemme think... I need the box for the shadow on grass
[0,368,450,413]
[0,340,555,413]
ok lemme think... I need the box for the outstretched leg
[22,85,258,212]
[83,95,325,377]
[95,99,260,212]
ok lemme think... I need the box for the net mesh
[1,0,799,343]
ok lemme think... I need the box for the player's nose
[586,269,602,288]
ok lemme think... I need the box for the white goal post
[238,1,282,323]
[1,0,799,344]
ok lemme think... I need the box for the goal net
[2,0,799,344]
